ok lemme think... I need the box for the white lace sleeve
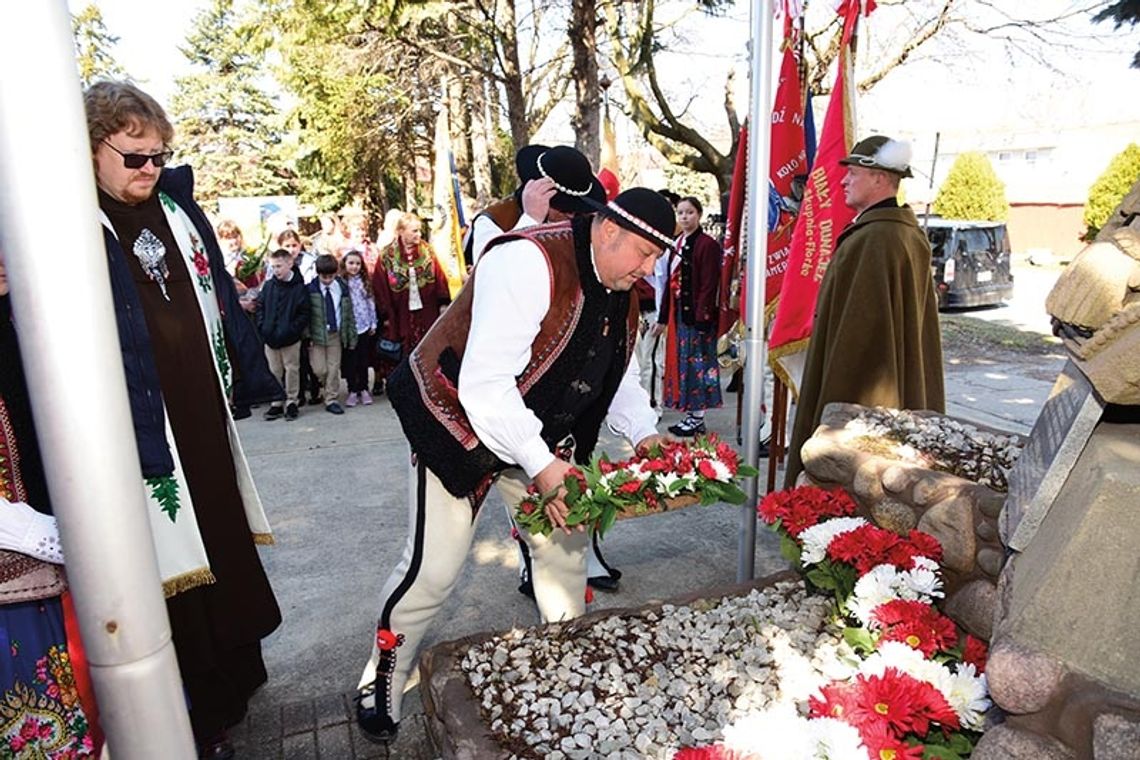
[0,499,64,564]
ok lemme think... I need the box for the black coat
[256,268,311,348]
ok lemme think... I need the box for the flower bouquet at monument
[514,434,759,538]
[675,485,991,759]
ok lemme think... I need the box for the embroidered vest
[387,216,640,500]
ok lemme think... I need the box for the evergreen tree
[169,0,293,204]
[932,152,1009,221]
[1082,143,1140,240]
[72,3,126,87]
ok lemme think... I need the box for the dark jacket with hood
[256,266,311,348]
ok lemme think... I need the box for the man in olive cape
[784,135,945,487]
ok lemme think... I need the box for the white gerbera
[798,517,868,565]
[721,704,817,759]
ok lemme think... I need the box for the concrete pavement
[224,308,1065,758]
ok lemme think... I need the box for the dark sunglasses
[101,139,174,169]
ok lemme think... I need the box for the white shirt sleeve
[0,499,64,564]
[605,350,660,445]
[459,239,556,478]
[471,211,544,265]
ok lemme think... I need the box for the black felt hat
[588,188,677,248]
[514,144,606,213]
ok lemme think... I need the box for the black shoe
[517,578,535,600]
[285,403,299,421]
[309,393,322,406]
[264,405,284,420]
[354,686,399,744]
[668,415,706,437]
[371,381,385,397]
[198,733,235,760]
[587,574,620,592]
[326,402,345,415]
[230,404,251,420]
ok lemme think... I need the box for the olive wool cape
[784,203,945,487]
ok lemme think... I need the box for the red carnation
[697,459,719,480]
[617,479,642,495]
[598,459,618,474]
[520,500,536,515]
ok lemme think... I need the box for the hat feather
[875,139,912,173]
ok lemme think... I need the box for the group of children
[251,230,380,419]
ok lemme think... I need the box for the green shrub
[1082,143,1140,241]
[932,152,1009,221]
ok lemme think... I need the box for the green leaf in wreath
[737,464,760,478]
[778,532,802,566]
[718,482,748,505]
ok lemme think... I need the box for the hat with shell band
[515,144,606,213]
[587,187,677,249]
[838,135,914,178]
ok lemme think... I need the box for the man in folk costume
[463,144,626,595]
[85,81,282,759]
[355,189,676,743]
[784,136,945,487]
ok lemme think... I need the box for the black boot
[355,629,404,744]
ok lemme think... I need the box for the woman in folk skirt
[655,196,722,435]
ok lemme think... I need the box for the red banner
[717,123,749,339]
[764,17,808,314]
[768,2,863,397]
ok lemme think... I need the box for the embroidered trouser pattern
[357,456,589,722]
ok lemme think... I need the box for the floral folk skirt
[0,593,100,757]
[663,315,723,413]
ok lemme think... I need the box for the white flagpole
[0,2,195,756]
[739,0,775,582]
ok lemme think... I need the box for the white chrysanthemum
[902,563,944,599]
[721,704,817,759]
[809,717,868,760]
[911,556,939,573]
[847,565,904,624]
[943,663,991,730]
[798,517,868,565]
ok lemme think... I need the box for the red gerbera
[873,600,959,656]
[809,680,859,721]
[847,669,929,737]
[858,723,925,760]
[905,530,943,563]
[962,634,989,674]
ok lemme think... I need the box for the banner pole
[738,0,775,582]
[0,2,195,755]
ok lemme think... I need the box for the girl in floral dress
[340,251,379,407]
[0,254,102,758]
[656,196,723,436]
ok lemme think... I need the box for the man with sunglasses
[85,81,282,759]
[784,135,945,486]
